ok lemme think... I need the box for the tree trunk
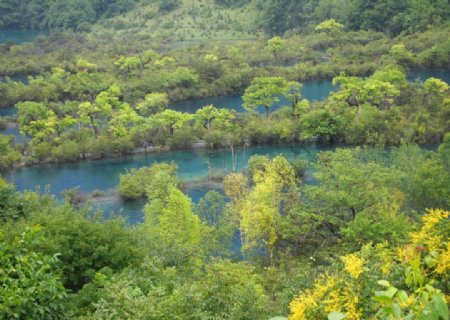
[231,144,236,172]
[265,106,270,124]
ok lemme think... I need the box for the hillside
[91,0,261,42]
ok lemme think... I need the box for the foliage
[118,162,177,200]
[0,0,136,31]
[289,209,450,320]
[0,226,67,319]
[314,19,344,34]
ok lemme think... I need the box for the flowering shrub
[289,209,449,320]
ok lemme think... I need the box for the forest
[0,0,449,319]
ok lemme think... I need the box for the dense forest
[1,0,450,34]
[0,0,449,319]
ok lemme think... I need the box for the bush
[119,162,178,200]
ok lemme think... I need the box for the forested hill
[1,0,450,37]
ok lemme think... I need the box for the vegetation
[0,139,449,318]
[1,60,449,168]
[0,1,450,319]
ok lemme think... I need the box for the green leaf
[328,311,346,320]
[424,256,435,268]
[373,292,393,303]
[386,287,398,298]
[397,291,409,304]
[393,303,402,319]
[373,296,393,303]
[378,280,391,287]
[432,295,449,320]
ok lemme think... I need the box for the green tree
[148,109,193,136]
[16,101,58,142]
[154,187,204,266]
[137,92,168,116]
[424,77,449,103]
[314,19,344,35]
[243,76,289,123]
[267,36,285,59]
[240,155,298,262]
[78,85,120,137]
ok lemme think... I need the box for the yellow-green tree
[243,76,289,123]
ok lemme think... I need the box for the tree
[284,81,305,117]
[390,44,414,66]
[143,164,179,224]
[438,132,450,169]
[194,105,220,134]
[17,101,58,142]
[314,19,344,35]
[116,50,161,77]
[114,55,141,76]
[194,105,234,135]
[154,187,204,266]
[195,191,234,256]
[240,156,297,262]
[136,92,168,116]
[243,77,289,123]
[331,71,401,117]
[77,85,120,137]
[424,77,449,103]
[288,209,449,319]
[267,36,285,59]
[148,109,193,136]
[108,103,142,138]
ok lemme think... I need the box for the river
[5,144,330,223]
[0,31,448,223]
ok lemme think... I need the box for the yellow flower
[324,283,362,320]
[289,275,337,320]
[436,242,450,275]
[342,254,365,279]
[410,209,449,251]
[380,260,392,275]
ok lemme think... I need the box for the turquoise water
[408,70,450,84]
[2,70,448,120]
[0,108,18,117]
[0,30,45,44]
[171,79,337,113]
[6,144,328,223]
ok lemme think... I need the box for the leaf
[424,256,435,268]
[393,303,402,319]
[328,311,347,320]
[397,291,409,304]
[386,287,398,298]
[432,295,449,320]
[373,295,393,303]
[378,280,391,287]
